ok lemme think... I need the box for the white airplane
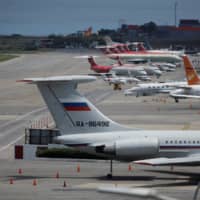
[87,56,151,81]
[124,81,186,97]
[126,58,176,73]
[97,37,183,63]
[152,62,177,72]
[170,55,200,103]
[101,73,140,90]
[118,58,162,78]
[135,42,185,57]
[20,75,200,178]
[136,65,162,78]
[97,42,182,64]
[110,67,151,81]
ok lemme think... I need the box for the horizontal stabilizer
[170,93,200,99]
[134,155,200,166]
[18,75,96,84]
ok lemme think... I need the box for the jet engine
[96,137,159,160]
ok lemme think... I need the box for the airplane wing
[134,155,200,166]
[174,85,192,89]
[170,93,200,99]
[98,186,178,200]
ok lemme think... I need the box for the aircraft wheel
[106,173,113,179]
[175,98,179,103]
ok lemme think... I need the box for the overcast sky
[0,0,200,35]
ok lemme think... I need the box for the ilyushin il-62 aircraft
[20,73,200,178]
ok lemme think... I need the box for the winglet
[183,55,200,85]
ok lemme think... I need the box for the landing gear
[175,98,179,103]
[106,159,113,179]
[113,84,122,90]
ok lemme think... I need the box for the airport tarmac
[0,159,200,200]
[0,50,200,199]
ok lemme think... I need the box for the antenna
[174,2,178,26]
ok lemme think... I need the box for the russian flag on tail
[62,102,91,111]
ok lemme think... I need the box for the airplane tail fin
[183,55,200,85]
[137,43,146,51]
[123,44,130,52]
[19,76,129,135]
[116,56,123,66]
[88,56,98,69]
[103,36,113,46]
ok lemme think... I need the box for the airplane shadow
[6,169,200,187]
[137,180,198,188]
[7,175,49,180]
[144,169,200,180]
[7,174,156,182]
[98,175,155,181]
[139,169,200,187]
[8,175,155,181]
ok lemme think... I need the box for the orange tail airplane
[183,55,200,85]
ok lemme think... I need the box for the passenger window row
[165,140,200,144]
[148,86,169,89]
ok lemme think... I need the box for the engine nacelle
[98,137,159,160]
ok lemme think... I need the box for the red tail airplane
[88,56,112,73]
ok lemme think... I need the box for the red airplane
[88,56,112,73]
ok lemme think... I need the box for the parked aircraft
[118,59,162,78]
[21,75,200,178]
[103,48,182,64]
[125,58,176,73]
[170,56,200,103]
[136,42,185,57]
[110,67,151,81]
[97,39,182,63]
[152,62,176,72]
[88,56,112,73]
[124,81,185,97]
[88,56,150,81]
[102,73,140,90]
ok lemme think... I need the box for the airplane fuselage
[107,53,182,64]
[57,130,200,162]
[124,82,186,97]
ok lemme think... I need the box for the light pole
[174,2,178,26]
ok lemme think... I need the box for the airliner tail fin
[137,43,146,51]
[183,55,200,85]
[88,56,98,67]
[19,75,129,135]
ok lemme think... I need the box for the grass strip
[0,54,18,62]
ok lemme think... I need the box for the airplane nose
[156,70,162,75]
[124,88,137,96]
[139,71,147,76]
